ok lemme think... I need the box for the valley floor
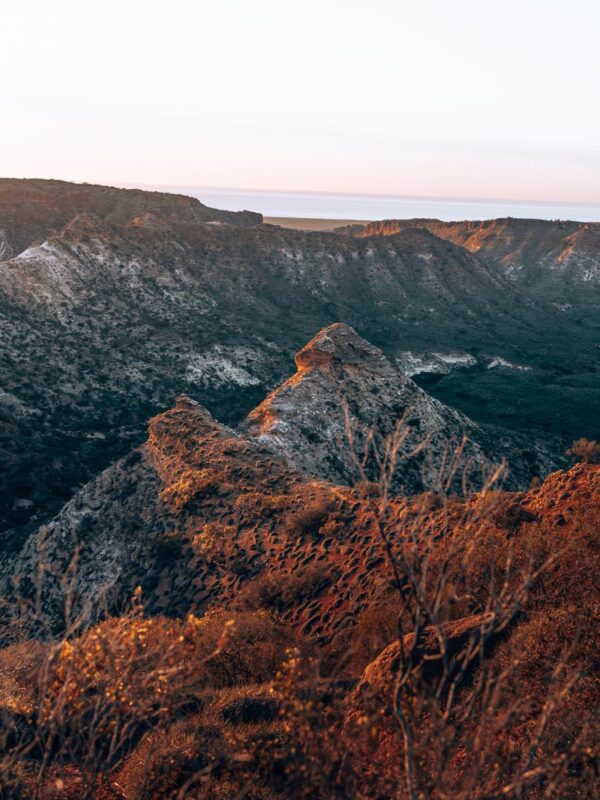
[263,216,370,230]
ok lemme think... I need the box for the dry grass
[0,458,598,798]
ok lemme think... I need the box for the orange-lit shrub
[237,565,332,613]
[566,438,600,465]
[160,467,222,509]
[282,499,333,539]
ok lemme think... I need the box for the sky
[2,0,600,203]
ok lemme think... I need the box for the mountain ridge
[340,216,600,304]
[0,178,263,261]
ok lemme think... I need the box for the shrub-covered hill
[0,452,597,797]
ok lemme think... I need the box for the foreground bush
[0,463,598,798]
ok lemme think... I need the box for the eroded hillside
[1,324,565,636]
[346,216,600,305]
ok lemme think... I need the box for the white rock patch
[396,351,477,377]
[185,346,263,388]
[486,357,532,372]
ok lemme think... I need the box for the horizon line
[4,175,600,210]
[127,182,600,210]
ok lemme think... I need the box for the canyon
[1,181,598,546]
[0,179,598,797]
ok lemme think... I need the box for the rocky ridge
[0,178,262,259]
[242,324,557,490]
[2,325,562,637]
[343,216,600,303]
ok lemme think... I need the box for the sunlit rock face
[293,323,387,370]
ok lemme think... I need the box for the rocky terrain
[242,324,556,489]
[0,323,559,635]
[0,178,262,260]
[341,216,600,306]
[1,181,597,548]
[0,406,597,796]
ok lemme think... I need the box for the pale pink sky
[2,0,600,203]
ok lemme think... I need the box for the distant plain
[140,185,600,223]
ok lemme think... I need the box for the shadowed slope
[243,323,559,491]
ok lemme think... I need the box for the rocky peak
[174,393,207,414]
[147,394,234,480]
[170,393,224,438]
[242,325,558,492]
[294,323,387,372]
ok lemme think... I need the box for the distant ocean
[143,186,600,223]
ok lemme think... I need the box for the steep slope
[242,324,557,490]
[1,447,597,798]
[2,387,595,645]
[2,394,391,639]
